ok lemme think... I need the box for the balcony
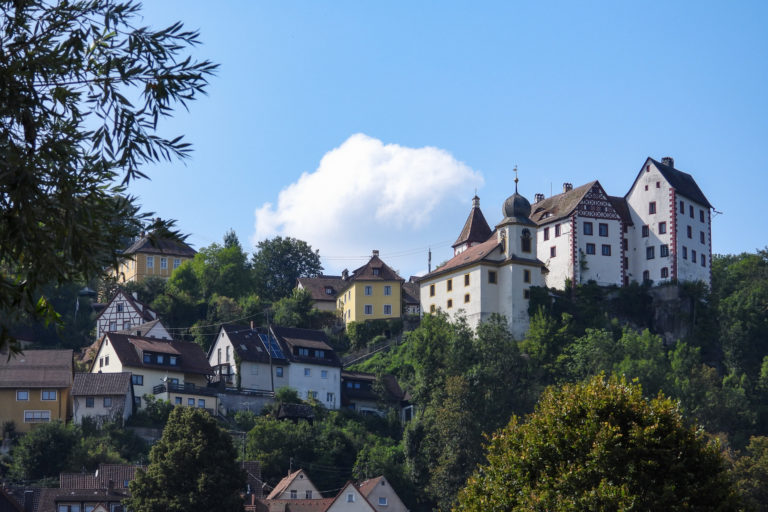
[152,382,218,397]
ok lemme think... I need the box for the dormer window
[143,353,151,364]
[298,347,310,357]
[169,356,177,366]
[372,268,380,276]
[325,287,333,295]
[316,350,325,359]
[157,355,164,364]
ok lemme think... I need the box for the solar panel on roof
[258,333,285,359]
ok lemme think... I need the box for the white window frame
[364,285,372,296]
[146,255,154,269]
[384,285,392,296]
[160,257,168,269]
[24,410,51,423]
[16,390,29,401]
[321,370,328,379]
[364,304,373,315]
[41,389,57,401]
[173,258,181,269]
[383,304,392,315]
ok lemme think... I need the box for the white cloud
[253,133,483,276]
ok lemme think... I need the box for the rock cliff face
[648,285,694,346]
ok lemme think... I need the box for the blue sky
[127,1,768,278]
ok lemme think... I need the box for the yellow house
[337,250,404,325]
[0,350,73,433]
[112,233,196,283]
[90,333,217,414]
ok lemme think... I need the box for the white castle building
[419,156,712,335]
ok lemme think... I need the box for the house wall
[116,253,192,283]
[273,472,321,499]
[419,266,484,326]
[0,386,71,433]
[494,261,542,340]
[208,331,288,391]
[574,215,623,286]
[538,219,574,289]
[327,484,375,512]
[73,392,131,425]
[339,281,401,324]
[286,363,341,410]
[674,196,711,284]
[364,477,408,512]
[96,292,158,340]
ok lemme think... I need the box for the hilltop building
[337,251,405,325]
[112,233,196,283]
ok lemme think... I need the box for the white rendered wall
[573,215,623,286]
[675,197,711,284]
[419,266,484,327]
[286,363,340,409]
[538,219,573,289]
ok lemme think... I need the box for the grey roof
[0,350,73,388]
[402,281,420,305]
[648,158,712,208]
[115,318,166,337]
[72,372,132,396]
[218,324,287,364]
[608,196,634,226]
[529,181,597,225]
[296,275,345,302]
[96,333,213,375]
[122,234,196,257]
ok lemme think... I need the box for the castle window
[599,223,608,237]
[602,244,611,256]
[660,244,669,257]
[447,279,453,291]
[687,226,692,238]
[583,222,593,235]
[464,293,470,303]
[464,274,470,286]
[700,231,705,244]
[524,289,530,299]
[550,246,556,258]
[649,202,656,214]
[521,229,532,253]
[680,200,685,214]
[488,271,497,284]
[586,243,596,255]
[643,270,650,282]
[661,267,669,279]
[429,284,435,297]
[683,246,688,259]
[646,247,655,260]
[555,224,561,237]
[642,225,649,237]
[701,255,706,267]
[700,209,705,222]
[689,205,694,218]
[543,227,550,241]
[658,222,666,234]
[524,269,531,283]
[447,299,453,309]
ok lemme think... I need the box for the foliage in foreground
[456,374,740,512]
[126,407,244,512]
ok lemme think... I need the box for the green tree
[252,237,322,302]
[9,421,78,481]
[126,407,244,512]
[731,436,768,511]
[0,0,216,353]
[455,374,740,512]
[272,288,316,328]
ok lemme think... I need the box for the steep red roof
[453,196,492,249]
[346,253,403,283]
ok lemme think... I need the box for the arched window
[521,229,532,253]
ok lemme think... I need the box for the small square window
[306,491,313,499]
[379,497,388,506]
[175,397,182,405]
[646,246,655,259]
[649,202,656,214]
[132,375,144,385]
[602,244,611,256]
[185,398,193,406]
[169,356,177,366]
[157,355,164,364]
[198,399,205,408]
[347,493,355,503]
[291,490,298,499]
[659,222,666,234]
[364,304,373,315]
[372,268,380,276]
[116,303,124,313]
[16,390,29,401]
[586,243,595,255]
[488,271,497,284]
[321,370,328,379]
[276,367,284,377]
[583,222,593,235]
[383,304,392,315]
[304,368,311,377]
[103,397,112,407]
[599,223,609,237]
[86,396,94,408]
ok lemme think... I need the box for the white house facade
[95,290,163,340]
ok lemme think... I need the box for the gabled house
[71,372,134,426]
[625,157,712,285]
[0,350,73,432]
[112,232,196,283]
[341,371,410,420]
[357,476,408,512]
[208,324,289,391]
[94,289,167,341]
[325,482,376,512]
[266,469,322,500]
[337,251,405,325]
[90,333,216,413]
[273,326,342,409]
[529,180,629,289]
[297,275,346,312]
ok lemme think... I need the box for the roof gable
[346,254,403,284]
[266,469,320,500]
[529,181,596,225]
[453,197,492,248]
[647,157,712,208]
[217,324,287,364]
[95,289,156,323]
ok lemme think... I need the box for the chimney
[24,490,34,512]
[372,250,379,257]
[342,269,349,280]
[534,193,545,203]
[661,156,675,168]
[563,183,573,193]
